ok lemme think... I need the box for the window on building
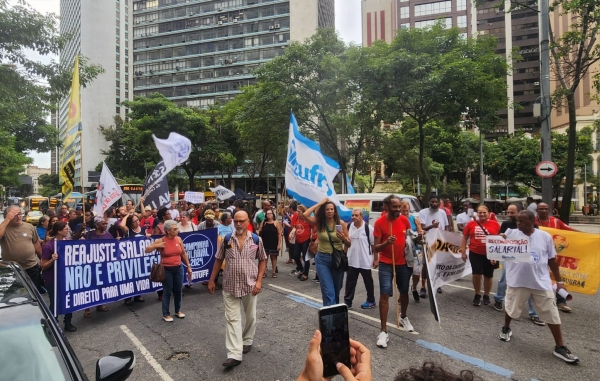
[457,15,467,28]
[414,1,452,17]
[457,0,467,11]
[400,7,409,19]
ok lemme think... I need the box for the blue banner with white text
[54,229,218,315]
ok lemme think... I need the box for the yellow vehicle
[24,196,49,213]
[25,210,44,225]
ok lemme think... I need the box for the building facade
[132,0,334,108]
[59,0,133,191]
[25,166,52,195]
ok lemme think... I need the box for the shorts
[378,263,412,296]
[469,251,495,278]
[505,287,561,325]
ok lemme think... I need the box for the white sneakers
[400,317,414,332]
[175,312,185,318]
[376,331,389,348]
[163,316,174,322]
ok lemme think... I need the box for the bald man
[208,211,268,368]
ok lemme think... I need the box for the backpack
[224,232,260,246]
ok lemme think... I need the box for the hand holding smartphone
[335,224,342,232]
[318,304,351,377]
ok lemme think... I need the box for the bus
[83,184,145,211]
[24,195,49,213]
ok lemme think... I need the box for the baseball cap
[204,209,215,220]
[75,205,83,211]
[144,206,152,211]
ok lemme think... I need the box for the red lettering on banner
[557,255,578,270]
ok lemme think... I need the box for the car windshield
[0,264,34,307]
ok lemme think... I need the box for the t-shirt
[535,216,572,230]
[373,215,411,266]
[41,239,57,285]
[169,208,180,220]
[527,202,538,216]
[140,217,155,233]
[36,226,47,240]
[57,213,70,223]
[0,223,40,270]
[218,223,234,238]
[462,220,500,255]
[504,228,556,291]
[456,212,472,227]
[418,208,448,231]
[177,222,197,232]
[254,210,266,226]
[84,230,115,240]
[291,213,311,244]
[348,222,374,270]
[198,221,219,230]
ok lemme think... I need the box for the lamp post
[540,0,553,210]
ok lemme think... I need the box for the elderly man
[343,208,376,310]
[169,201,180,221]
[0,206,44,291]
[198,209,219,230]
[499,211,579,364]
[208,211,267,368]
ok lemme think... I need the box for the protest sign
[485,235,531,263]
[54,229,218,315]
[210,185,236,201]
[184,191,205,204]
[143,161,171,210]
[540,227,600,295]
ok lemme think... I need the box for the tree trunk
[185,169,196,191]
[418,123,433,203]
[559,92,578,224]
[466,170,471,198]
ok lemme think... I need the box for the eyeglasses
[233,219,248,224]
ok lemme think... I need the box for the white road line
[268,284,418,334]
[120,325,174,381]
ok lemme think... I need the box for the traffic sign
[536,161,558,178]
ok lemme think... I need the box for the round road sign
[536,161,558,178]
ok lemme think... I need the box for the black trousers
[293,240,309,272]
[344,266,375,306]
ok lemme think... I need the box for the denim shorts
[379,263,412,296]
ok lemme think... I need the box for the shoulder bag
[149,239,166,283]
[326,228,348,272]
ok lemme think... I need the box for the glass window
[457,0,467,11]
[414,1,452,17]
[457,15,467,28]
[400,23,410,29]
[400,7,409,19]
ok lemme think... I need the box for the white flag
[152,132,192,174]
[94,162,123,216]
[210,185,236,201]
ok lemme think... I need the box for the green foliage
[0,130,32,185]
[37,173,60,197]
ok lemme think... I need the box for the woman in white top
[177,211,197,232]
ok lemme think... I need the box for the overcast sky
[23,0,361,168]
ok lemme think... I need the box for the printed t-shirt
[140,216,155,233]
[504,228,556,290]
[373,215,411,266]
[0,223,40,270]
[462,219,500,255]
[291,213,311,243]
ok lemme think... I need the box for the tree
[366,23,508,202]
[37,173,60,197]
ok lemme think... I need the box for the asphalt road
[59,257,598,381]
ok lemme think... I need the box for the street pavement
[61,256,599,381]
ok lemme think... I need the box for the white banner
[425,229,473,290]
[152,132,191,172]
[93,162,123,216]
[184,191,205,204]
[486,235,531,263]
[210,185,236,201]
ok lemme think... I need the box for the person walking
[400,202,424,303]
[498,211,579,364]
[145,220,193,322]
[373,195,415,347]
[40,221,77,332]
[258,209,282,278]
[460,205,500,306]
[343,208,376,310]
[207,211,268,368]
[417,195,449,298]
[303,198,350,306]
[295,205,314,282]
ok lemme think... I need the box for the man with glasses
[207,211,267,368]
[0,205,44,291]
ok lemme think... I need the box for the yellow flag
[60,56,82,199]
[541,227,600,295]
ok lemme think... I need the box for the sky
[23,0,362,168]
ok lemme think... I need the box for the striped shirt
[216,231,267,297]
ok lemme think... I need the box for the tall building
[25,166,51,194]
[59,0,133,191]
[132,0,334,108]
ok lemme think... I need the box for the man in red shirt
[373,195,414,347]
[535,203,576,312]
[57,205,70,222]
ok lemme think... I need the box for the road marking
[270,284,519,379]
[120,325,174,381]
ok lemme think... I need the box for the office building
[59,0,133,191]
[132,0,335,108]
[25,166,52,194]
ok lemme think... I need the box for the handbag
[150,241,166,283]
[326,229,348,272]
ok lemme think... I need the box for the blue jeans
[315,252,345,306]
[495,265,537,317]
[162,265,183,317]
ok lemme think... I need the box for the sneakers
[174,311,185,318]
[530,316,545,326]
[557,303,572,312]
[412,290,420,303]
[498,326,512,342]
[289,270,301,276]
[553,346,579,364]
[360,301,377,309]
[473,294,482,306]
[163,316,174,322]
[493,301,503,311]
[376,331,389,348]
[400,316,414,332]
[482,295,491,305]
[419,287,427,299]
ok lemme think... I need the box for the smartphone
[318,304,351,377]
[335,224,342,232]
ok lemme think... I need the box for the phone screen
[335,224,342,232]
[318,304,350,377]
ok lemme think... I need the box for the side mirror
[95,350,135,381]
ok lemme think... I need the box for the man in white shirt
[169,201,180,221]
[343,209,376,310]
[526,197,538,216]
[499,210,579,364]
[456,202,473,232]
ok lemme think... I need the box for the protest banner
[210,185,236,201]
[184,191,205,204]
[540,227,600,295]
[143,161,171,210]
[485,235,531,263]
[54,229,218,315]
